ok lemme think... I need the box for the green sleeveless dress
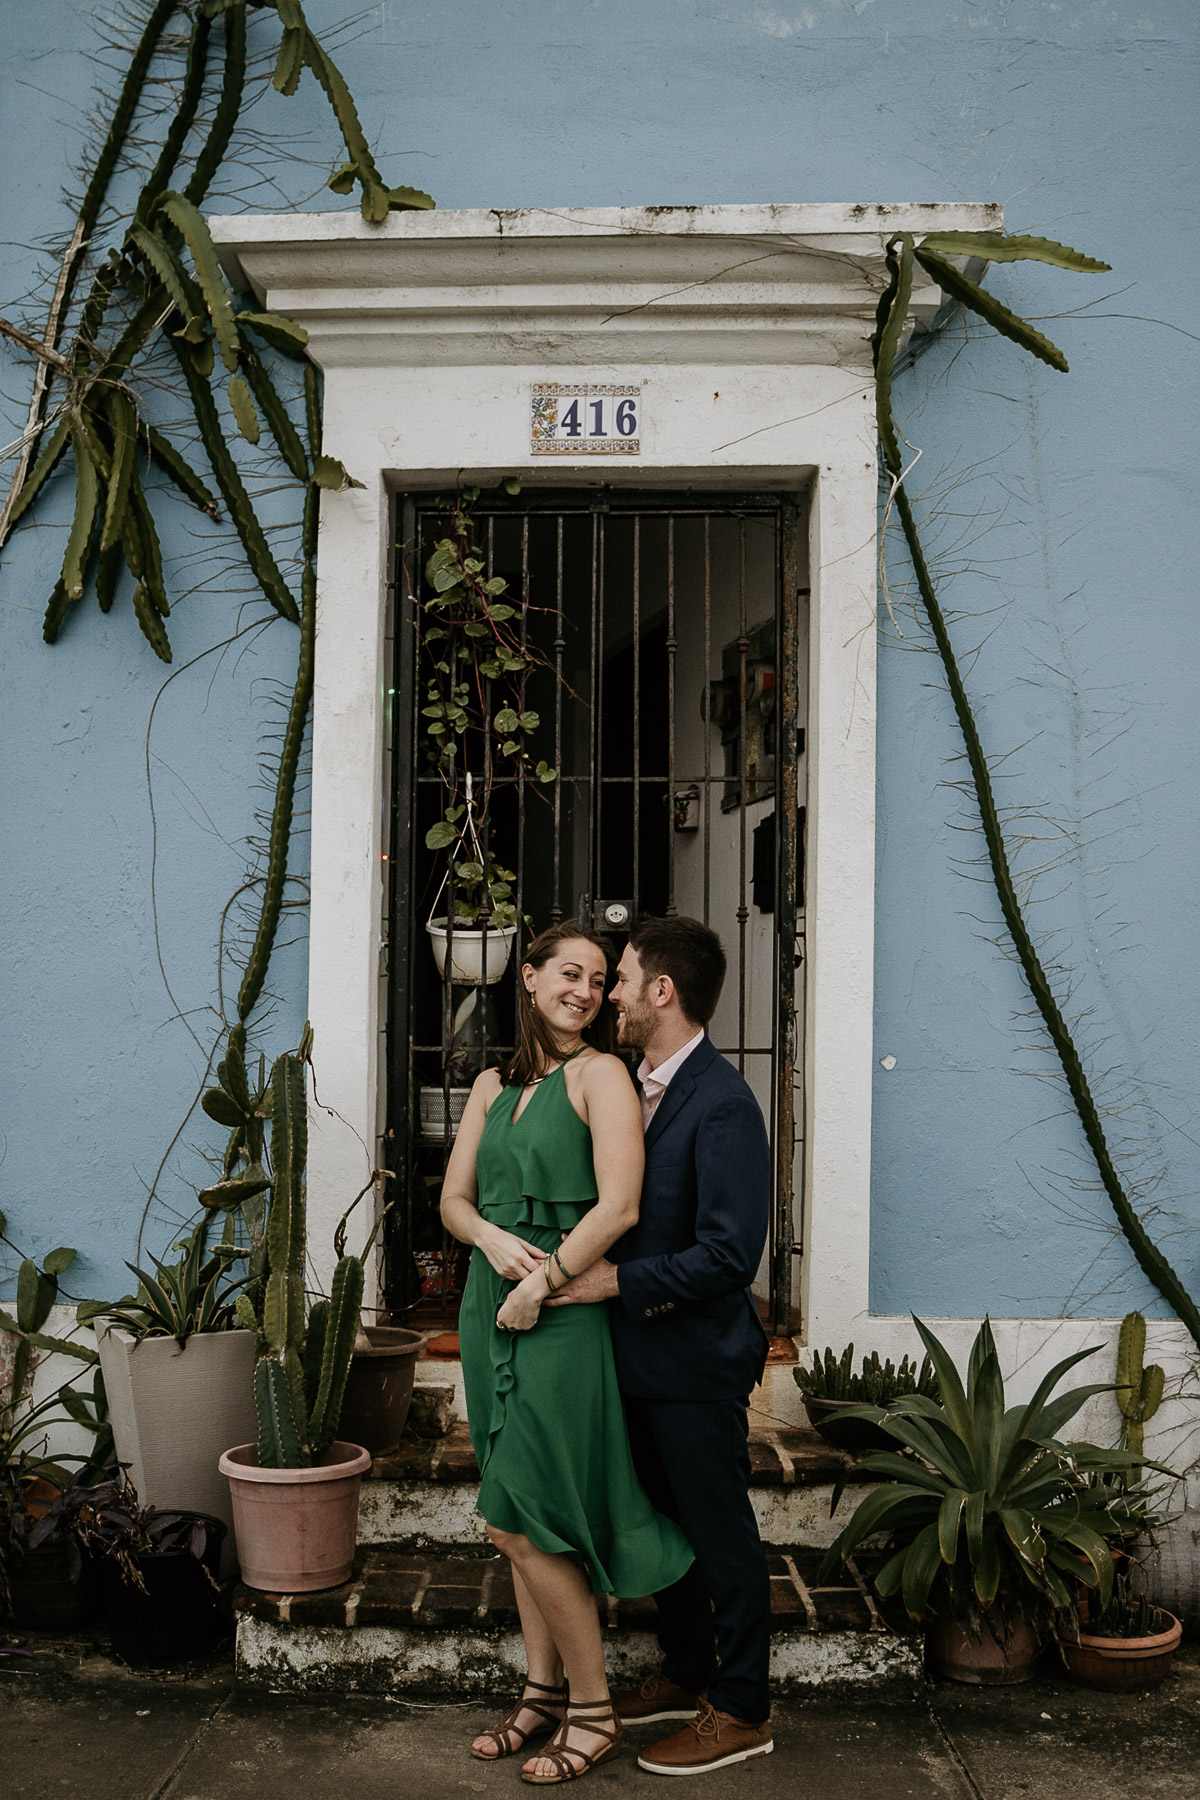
[459,1064,694,1597]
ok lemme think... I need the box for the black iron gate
[383,489,804,1335]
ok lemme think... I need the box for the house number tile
[531,382,640,455]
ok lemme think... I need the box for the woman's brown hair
[501,923,618,1087]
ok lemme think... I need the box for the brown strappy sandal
[520,1697,623,1785]
[470,1678,568,1761]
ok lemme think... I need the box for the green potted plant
[818,1317,1154,1684]
[213,1047,370,1593]
[1,1225,111,1629]
[68,1468,226,1667]
[77,1218,257,1577]
[417,485,556,985]
[1055,1566,1182,1691]
[793,1344,939,1449]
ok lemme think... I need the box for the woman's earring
[526,988,537,1008]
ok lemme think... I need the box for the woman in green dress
[440,923,694,1784]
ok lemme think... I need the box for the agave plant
[818,1317,1160,1629]
[77,1218,249,1350]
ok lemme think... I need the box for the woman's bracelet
[542,1255,559,1295]
[553,1249,576,1285]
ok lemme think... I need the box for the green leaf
[874,236,913,476]
[129,221,205,337]
[227,373,260,444]
[900,1521,944,1621]
[99,389,138,556]
[198,1170,271,1210]
[386,184,436,212]
[42,1247,77,1276]
[913,246,1070,372]
[311,453,364,490]
[237,310,309,360]
[62,422,100,600]
[937,1487,967,1564]
[494,707,519,733]
[146,424,222,518]
[156,190,241,373]
[425,821,460,850]
[202,1087,246,1128]
[502,476,521,496]
[326,161,358,196]
[273,24,304,95]
[974,1522,1001,1606]
[915,231,1110,274]
[5,417,70,531]
[17,1258,54,1334]
[130,581,172,662]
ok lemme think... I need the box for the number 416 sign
[531,383,640,455]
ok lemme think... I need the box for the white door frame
[212,202,996,1346]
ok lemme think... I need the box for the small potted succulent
[1055,1567,1183,1691]
[819,1317,1156,1685]
[793,1344,938,1449]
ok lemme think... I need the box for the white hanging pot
[426,918,517,985]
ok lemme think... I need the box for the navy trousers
[623,1396,771,1724]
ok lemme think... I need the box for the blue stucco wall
[2,1,1196,1317]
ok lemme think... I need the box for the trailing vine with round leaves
[419,486,558,929]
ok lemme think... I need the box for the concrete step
[233,1543,921,1698]
[356,1422,874,1550]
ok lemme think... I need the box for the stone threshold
[368,1421,875,1490]
[235,1544,890,1638]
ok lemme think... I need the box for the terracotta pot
[218,1440,371,1592]
[1056,1610,1183,1691]
[928,1610,1042,1684]
[801,1393,893,1451]
[338,1326,428,1457]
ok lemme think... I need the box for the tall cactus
[201,1047,363,1469]
[1115,1310,1164,1466]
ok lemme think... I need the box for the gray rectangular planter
[97,1327,258,1578]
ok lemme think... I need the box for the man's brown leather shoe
[611,1670,707,1724]
[637,1703,773,1775]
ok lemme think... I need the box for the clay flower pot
[338,1326,428,1458]
[1056,1610,1183,1691]
[218,1441,371,1592]
[928,1609,1042,1684]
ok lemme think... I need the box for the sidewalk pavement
[2,1634,1197,1800]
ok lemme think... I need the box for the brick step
[233,1544,921,1698]
[356,1422,874,1551]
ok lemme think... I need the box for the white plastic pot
[426,918,517,985]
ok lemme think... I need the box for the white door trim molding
[211,202,998,1317]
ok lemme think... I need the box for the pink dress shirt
[637,1030,706,1133]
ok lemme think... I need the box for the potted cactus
[214,1049,370,1593]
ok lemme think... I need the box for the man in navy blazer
[549,916,773,1776]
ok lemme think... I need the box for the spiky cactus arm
[1116,1311,1165,1463]
[307,1255,365,1457]
[262,1054,307,1362]
[875,234,1200,1356]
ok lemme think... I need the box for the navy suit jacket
[609,1035,771,1402]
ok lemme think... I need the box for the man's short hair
[628,915,727,1027]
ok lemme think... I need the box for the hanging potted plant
[77,1215,256,1578]
[818,1317,1156,1684]
[416,485,557,984]
[212,1046,371,1593]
